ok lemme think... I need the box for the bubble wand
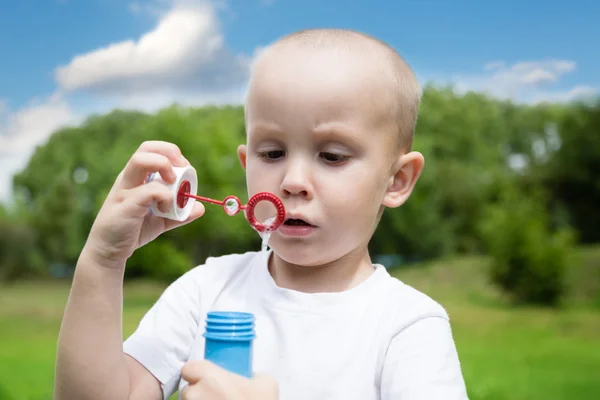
[147,166,286,232]
[178,185,285,233]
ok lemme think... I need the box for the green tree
[479,185,575,306]
[0,205,44,281]
[11,106,261,280]
[8,88,597,282]
[538,102,600,243]
[371,86,551,260]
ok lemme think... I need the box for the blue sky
[0,0,598,201]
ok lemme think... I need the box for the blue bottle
[203,311,256,378]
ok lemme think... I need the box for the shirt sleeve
[123,266,204,399]
[380,316,469,400]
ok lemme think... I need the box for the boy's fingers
[138,141,189,167]
[251,373,279,395]
[180,385,199,400]
[180,361,278,399]
[123,181,174,217]
[181,360,208,384]
[120,152,175,190]
[119,141,190,190]
[181,360,241,385]
[163,202,205,232]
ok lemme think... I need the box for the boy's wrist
[79,242,127,272]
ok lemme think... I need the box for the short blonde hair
[257,28,422,152]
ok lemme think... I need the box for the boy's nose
[280,163,313,199]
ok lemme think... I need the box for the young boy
[54,29,469,400]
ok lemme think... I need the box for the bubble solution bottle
[203,311,256,378]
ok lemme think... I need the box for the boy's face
[238,47,420,267]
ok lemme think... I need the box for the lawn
[0,246,599,400]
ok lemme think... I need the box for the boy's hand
[85,141,205,268]
[181,360,279,400]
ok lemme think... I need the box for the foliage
[0,207,45,281]
[8,106,257,280]
[372,88,514,257]
[127,239,192,282]
[478,186,576,306]
[0,87,598,307]
[536,101,600,244]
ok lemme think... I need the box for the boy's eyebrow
[312,122,364,148]
[247,121,283,137]
[248,121,365,148]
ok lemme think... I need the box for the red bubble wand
[175,180,285,233]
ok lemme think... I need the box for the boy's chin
[269,243,337,268]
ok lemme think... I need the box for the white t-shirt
[123,250,469,399]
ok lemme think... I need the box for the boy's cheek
[326,177,378,205]
[244,169,275,193]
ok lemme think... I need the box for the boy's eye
[258,150,285,161]
[321,152,349,164]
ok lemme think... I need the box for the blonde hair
[254,28,422,151]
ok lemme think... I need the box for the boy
[54,28,469,400]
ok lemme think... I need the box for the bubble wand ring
[177,180,285,232]
[244,192,286,233]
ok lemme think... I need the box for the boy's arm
[54,250,162,400]
[380,316,469,400]
[54,141,204,400]
[127,354,163,400]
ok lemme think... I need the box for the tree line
[1,86,598,306]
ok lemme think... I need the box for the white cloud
[444,59,596,104]
[0,0,256,203]
[0,155,30,204]
[530,85,598,104]
[0,93,78,156]
[0,93,81,201]
[55,2,250,97]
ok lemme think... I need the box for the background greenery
[1,85,599,399]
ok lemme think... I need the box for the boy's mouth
[284,218,314,227]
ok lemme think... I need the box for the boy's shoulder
[374,267,451,331]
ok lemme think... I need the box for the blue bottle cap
[203,311,256,342]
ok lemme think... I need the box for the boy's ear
[382,151,424,208]
[237,144,247,170]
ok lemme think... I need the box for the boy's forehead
[245,46,394,128]
[250,45,385,89]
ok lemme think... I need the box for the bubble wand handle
[180,192,247,210]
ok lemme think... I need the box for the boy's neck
[268,247,376,293]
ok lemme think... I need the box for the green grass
[1,247,599,400]
[0,280,158,400]
[387,244,600,399]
